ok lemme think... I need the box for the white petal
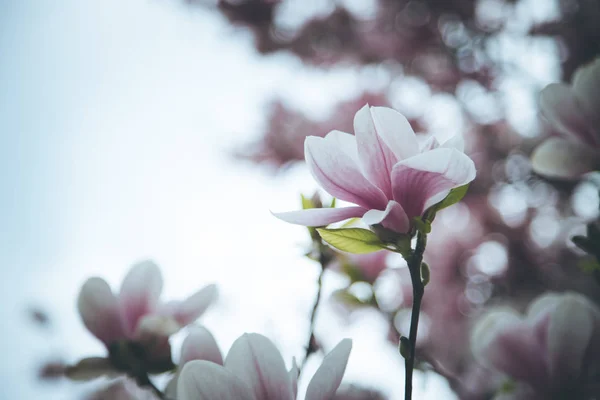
[362,200,410,234]
[77,277,126,345]
[289,357,299,397]
[273,207,367,227]
[135,314,180,338]
[353,105,397,196]
[540,83,598,146]
[470,308,521,367]
[440,134,465,152]
[531,137,599,179]
[181,326,224,366]
[305,134,388,210]
[169,284,218,327]
[225,333,293,400]
[119,260,163,335]
[572,58,600,139]
[369,106,420,160]
[178,360,254,400]
[305,339,352,400]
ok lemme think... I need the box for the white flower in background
[178,333,352,400]
[532,58,600,179]
[471,292,600,399]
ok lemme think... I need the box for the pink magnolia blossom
[532,58,600,179]
[471,292,600,399]
[275,105,476,234]
[77,260,218,347]
[178,333,352,400]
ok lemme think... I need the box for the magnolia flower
[178,333,352,400]
[71,260,217,379]
[275,105,476,234]
[531,58,600,179]
[471,292,600,399]
[78,260,217,347]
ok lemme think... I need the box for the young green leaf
[432,184,470,212]
[317,228,386,254]
[301,194,315,210]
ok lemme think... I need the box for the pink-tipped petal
[353,105,398,196]
[546,295,595,383]
[440,134,465,152]
[169,284,218,327]
[178,360,254,400]
[181,326,224,366]
[391,148,476,219]
[369,106,420,161]
[540,83,597,146]
[224,333,293,400]
[531,137,600,179]
[572,58,600,140]
[119,260,164,336]
[305,134,388,210]
[273,207,367,227]
[305,339,352,400]
[77,277,126,345]
[362,200,410,234]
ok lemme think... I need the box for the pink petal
[166,284,218,327]
[362,200,410,234]
[181,326,224,366]
[305,339,352,400]
[224,333,293,400]
[178,360,254,400]
[369,106,420,161]
[119,260,163,336]
[353,105,398,197]
[531,137,600,179]
[540,83,598,146]
[273,207,367,227]
[305,133,388,210]
[77,277,126,345]
[391,148,476,219]
[546,294,596,383]
[572,58,600,142]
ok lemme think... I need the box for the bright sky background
[0,0,539,398]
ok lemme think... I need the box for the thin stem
[302,247,328,369]
[404,231,428,400]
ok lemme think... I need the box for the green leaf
[412,217,431,234]
[301,194,315,210]
[432,184,470,212]
[579,258,600,273]
[329,197,337,208]
[316,228,386,254]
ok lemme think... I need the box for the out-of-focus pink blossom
[178,333,352,400]
[275,105,476,234]
[471,292,600,399]
[332,385,385,400]
[77,260,217,347]
[84,377,159,400]
[532,58,600,179]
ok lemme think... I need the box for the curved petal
[362,200,410,234]
[546,295,595,383]
[224,333,293,400]
[181,326,224,366]
[440,134,465,152]
[178,360,254,400]
[119,260,163,336]
[135,314,180,338]
[539,83,597,146]
[305,339,352,400]
[369,106,420,161]
[353,105,397,197]
[531,138,599,179]
[391,148,476,219]
[471,309,547,387]
[289,357,299,397]
[572,58,600,141]
[273,207,367,227]
[305,134,388,209]
[77,277,126,345]
[167,284,218,327]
